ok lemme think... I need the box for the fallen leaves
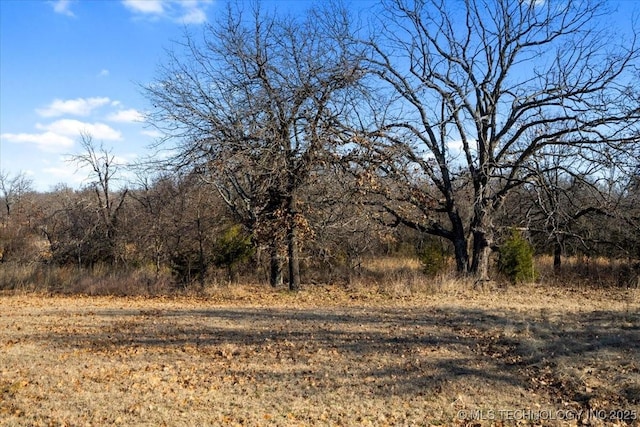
[0,288,638,426]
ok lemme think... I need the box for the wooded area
[1,0,639,293]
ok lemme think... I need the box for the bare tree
[621,169,640,260]
[128,171,173,276]
[144,3,364,289]
[40,186,98,267]
[69,133,128,265]
[519,143,618,269]
[0,170,33,222]
[0,170,34,262]
[356,0,640,279]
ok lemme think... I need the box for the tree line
[1,0,639,290]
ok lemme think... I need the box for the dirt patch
[1,285,639,426]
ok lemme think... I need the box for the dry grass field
[1,279,639,426]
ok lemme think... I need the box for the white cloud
[42,166,86,185]
[37,120,122,141]
[52,0,75,17]
[141,129,163,138]
[121,0,211,24]
[97,69,110,78]
[122,0,164,15]
[0,132,75,152]
[178,1,209,24]
[447,139,465,152]
[107,109,144,123]
[1,119,121,153]
[37,97,111,118]
[180,6,207,24]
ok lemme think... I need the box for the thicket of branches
[1,0,639,292]
[0,157,638,291]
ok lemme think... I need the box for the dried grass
[535,255,640,289]
[2,255,636,298]
[0,263,174,296]
[1,283,638,426]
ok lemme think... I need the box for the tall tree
[144,2,363,289]
[69,133,128,265]
[0,170,32,223]
[0,170,34,262]
[356,0,640,279]
[520,143,618,269]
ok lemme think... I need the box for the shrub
[213,225,254,282]
[419,242,448,277]
[170,251,208,286]
[498,229,537,284]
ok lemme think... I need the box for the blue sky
[1,0,637,191]
[0,0,315,191]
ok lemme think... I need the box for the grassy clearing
[0,283,639,426]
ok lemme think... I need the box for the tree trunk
[196,216,206,288]
[288,228,301,291]
[553,241,562,271]
[448,211,470,274]
[471,231,492,281]
[269,244,283,287]
[471,236,491,282]
[287,196,301,291]
[228,264,238,284]
[452,237,469,274]
[469,191,494,281]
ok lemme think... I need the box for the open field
[1,283,639,426]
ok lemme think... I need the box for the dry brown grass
[1,281,639,426]
[0,263,174,296]
[534,256,640,289]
